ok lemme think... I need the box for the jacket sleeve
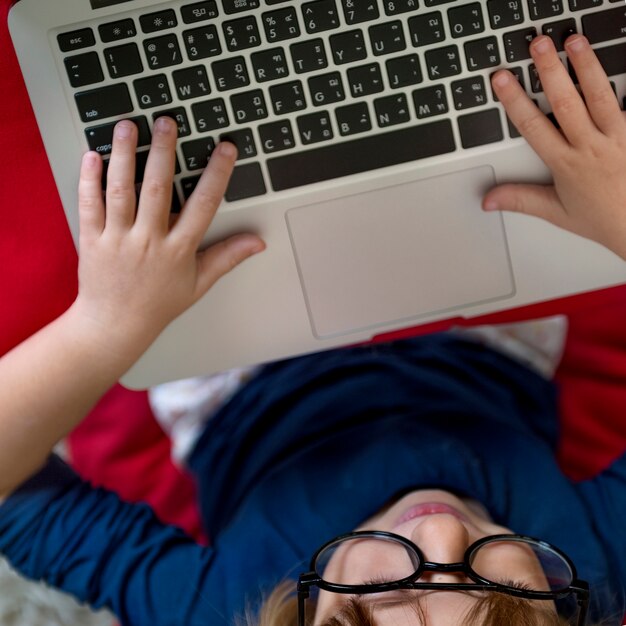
[0,455,229,626]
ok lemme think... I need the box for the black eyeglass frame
[297,531,590,626]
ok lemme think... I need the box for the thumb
[483,183,566,228]
[195,234,265,297]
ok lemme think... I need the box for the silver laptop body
[9,0,626,388]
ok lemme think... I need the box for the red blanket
[2,0,626,564]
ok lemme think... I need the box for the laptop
[8,0,626,389]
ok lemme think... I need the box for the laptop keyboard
[56,0,626,210]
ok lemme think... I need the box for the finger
[483,183,567,229]
[78,151,105,239]
[105,120,138,231]
[135,117,178,235]
[564,34,624,137]
[528,35,597,148]
[172,142,237,248]
[491,68,570,172]
[194,234,265,299]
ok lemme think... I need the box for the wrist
[64,299,156,378]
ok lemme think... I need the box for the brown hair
[243,581,575,626]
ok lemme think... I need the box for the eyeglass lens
[314,536,574,593]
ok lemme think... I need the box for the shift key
[75,83,133,123]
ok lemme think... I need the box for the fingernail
[493,72,509,87]
[155,117,173,133]
[218,141,237,159]
[84,152,99,167]
[533,37,550,54]
[484,200,499,211]
[115,121,132,138]
[566,36,586,52]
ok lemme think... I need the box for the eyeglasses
[297,531,589,626]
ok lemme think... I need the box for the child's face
[313,489,558,625]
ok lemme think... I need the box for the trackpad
[286,165,515,339]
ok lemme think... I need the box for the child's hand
[74,117,265,358]
[486,34,626,259]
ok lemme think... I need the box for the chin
[357,488,508,534]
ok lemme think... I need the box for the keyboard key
[144,34,183,69]
[412,84,448,118]
[212,56,250,90]
[582,40,626,79]
[152,107,192,137]
[262,7,301,43]
[270,80,307,114]
[457,108,503,148]
[181,1,219,23]
[569,0,602,9]
[140,10,178,33]
[99,19,136,43]
[425,45,461,80]
[308,71,345,106]
[267,119,455,191]
[222,0,260,14]
[386,53,422,88]
[104,43,144,79]
[582,7,626,45]
[58,28,95,52]
[340,0,380,24]
[173,65,211,99]
[347,62,384,97]
[503,27,536,62]
[85,116,151,155]
[407,12,445,47]
[374,93,410,127]
[192,98,230,131]
[223,16,262,51]
[231,89,269,122]
[224,162,267,201]
[219,128,257,159]
[369,20,406,56]
[335,101,372,136]
[542,18,577,52]
[464,36,500,71]
[528,63,543,92]
[383,0,419,15]
[76,83,134,122]
[486,0,525,29]
[251,47,290,82]
[258,119,296,153]
[181,175,202,199]
[297,110,334,144]
[183,25,222,59]
[329,29,367,65]
[181,137,215,170]
[448,3,485,38]
[527,0,564,20]
[134,74,172,109]
[302,0,340,34]
[64,52,104,88]
[451,76,487,110]
[290,38,329,73]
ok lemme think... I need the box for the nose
[410,515,471,583]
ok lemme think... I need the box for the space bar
[267,119,456,192]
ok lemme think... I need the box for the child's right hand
[74,117,265,364]
[485,34,626,260]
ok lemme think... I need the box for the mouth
[393,502,470,528]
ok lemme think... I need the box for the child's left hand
[74,116,265,359]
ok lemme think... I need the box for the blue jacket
[0,335,624,624]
